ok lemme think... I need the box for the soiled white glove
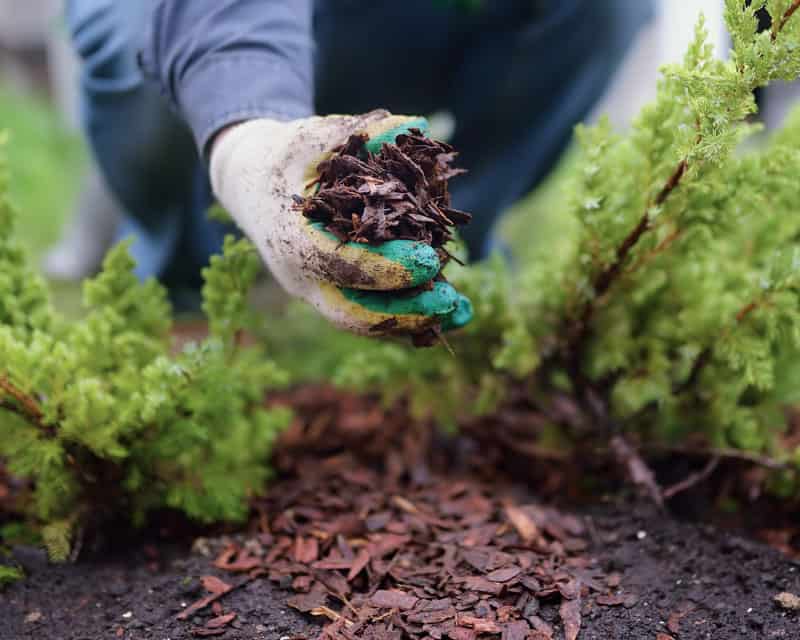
[210,110,472,336]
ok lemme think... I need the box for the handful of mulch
[295,129,471,346]
[299,129,471,250]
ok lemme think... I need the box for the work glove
[210,110,473,337]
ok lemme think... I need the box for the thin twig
[624,227,683,277]
[433,327,456,356]
[563,159,689,390]
[496,433,572,462]
[663,456,721,500]
[610,435,664,508]
[736,300,759,323]
[0,375,51,436]
[675,297,762,394]
[440,246,465,266]
[646,443,792,471]
[591,160,687,305]
[674,347,712,395]
[176,571,263,621]
[772,0,800,40]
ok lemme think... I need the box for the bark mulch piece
[298,130,470,250]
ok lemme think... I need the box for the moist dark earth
[3,500,799,640]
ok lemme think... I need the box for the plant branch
[589,160,687,305]
[645,443,793,471]
[772,0,800,40]
[610,434,664,507]
[674,347,712,395]
[662,455,721,500]
[562,159,689,399]
[736,300,759,323]
[0,375,51,435]
[675,297,762,395]
[624,227,683,277]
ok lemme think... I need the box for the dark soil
[3,388,800,640]
[3,500,799,640]
[1,541,313,640]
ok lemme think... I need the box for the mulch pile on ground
[4,385,800,640]
[178,388,634,640]
[298,130,471,251]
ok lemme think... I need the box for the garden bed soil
[3,388,800,640]
[3,498,800,639]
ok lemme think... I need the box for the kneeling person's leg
[65,0,208,282]
[446,0,655,259]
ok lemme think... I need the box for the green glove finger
[341,281,458,318]
[441,294,474,332]
[307,222,440,289]
[341,282,474,333]
[364,117,430,155]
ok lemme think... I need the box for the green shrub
[0,139,290,560]
[0,89,83,257]
[326,2,800,486]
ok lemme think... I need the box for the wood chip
[459,616,502,634]
[775,591,800,610]
[206,612,236,629]
[596,594,627,606]
[370,589,419,610]
[346,548,371,581]
[287,585,329,613]
[504,505,539,544]
[486,567,522,583]
[200,576,232,596]
[667,602,695,633]
[501,620,530,640]
[560,598,582,640]
[177,577,234,621]
[190,628,226,637]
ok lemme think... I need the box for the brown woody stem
[663,456,721,500]
[772,0,800,41]
[676,298,762,394]
[646,443,792,471]
[675,347,712,394]
[563,159,689,398]
[0,374,51,435]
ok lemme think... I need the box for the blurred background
[0,0,796,311]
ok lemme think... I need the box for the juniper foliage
[0,564,22,586]
[329,3,800,485]
[0,142,290,560]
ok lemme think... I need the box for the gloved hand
[210,110,473,336]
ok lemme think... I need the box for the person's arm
[140,0,314,154]
[141,0,473,336]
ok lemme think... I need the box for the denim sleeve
[140,0,315,153]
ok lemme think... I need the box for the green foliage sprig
[0,142,290,559]
[0,564,23,586]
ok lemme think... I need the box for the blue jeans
[66,0,654,289]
